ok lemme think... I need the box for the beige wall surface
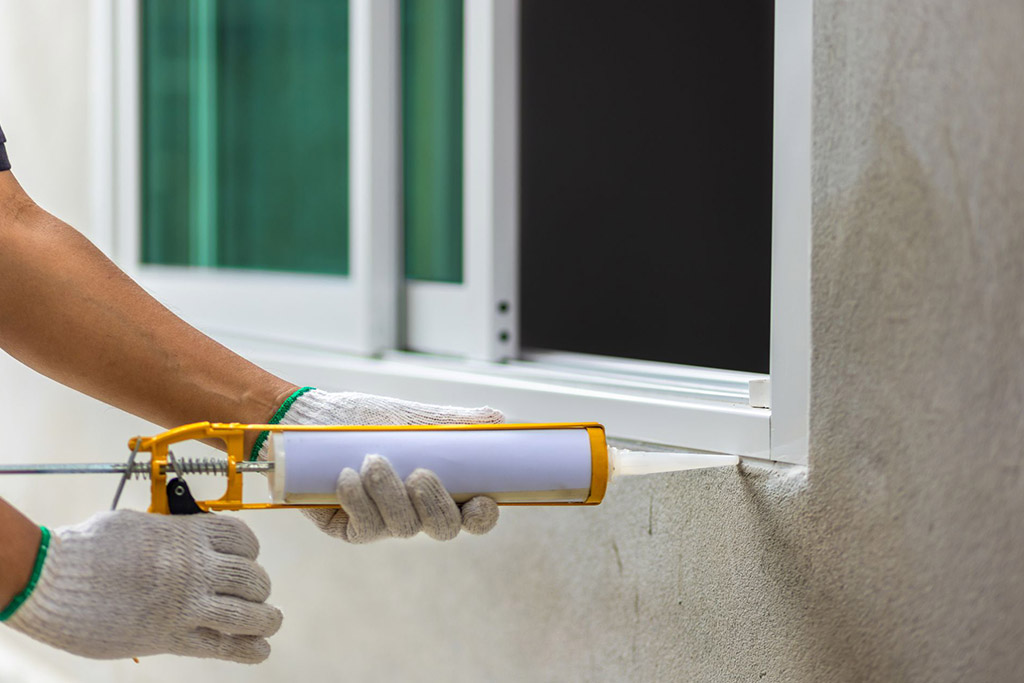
[0,0,1023,681]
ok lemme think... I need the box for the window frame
[104,0,400,356]
[92,0,810,465]
[768,0,812,464]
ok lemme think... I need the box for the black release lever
[167,477,205,515]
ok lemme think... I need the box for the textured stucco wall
[0,1,1022,681]
[804,1,1024,679]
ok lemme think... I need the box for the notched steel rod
[0,461,274,476]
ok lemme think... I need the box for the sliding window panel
[115,0,399,354]
[403,0,518,361]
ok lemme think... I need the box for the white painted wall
[0,9,158,678]
[0,0,91,233]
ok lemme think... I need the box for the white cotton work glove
[4,510,282,664]
[255,388,503,543]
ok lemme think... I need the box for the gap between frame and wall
[87,0,810,465]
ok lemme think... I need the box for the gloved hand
[5,510,282,663]
[255,388,503,542]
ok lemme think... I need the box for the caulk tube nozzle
[608,446,739,478]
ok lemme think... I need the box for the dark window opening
[520,0,774,373]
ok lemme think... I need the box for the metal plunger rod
[0,461,274,476]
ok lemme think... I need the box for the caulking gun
[0,422,738,514]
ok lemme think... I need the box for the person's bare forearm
[0,173,298,450]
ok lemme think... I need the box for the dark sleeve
[0,124,9,172]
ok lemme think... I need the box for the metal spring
[126,456,230,480]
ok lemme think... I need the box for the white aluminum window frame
[89,0,810,465]
[400,0,809,463]
[99,0,400,355]
[769,0,812,464]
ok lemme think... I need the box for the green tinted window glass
[141,0,349,275]
[402,0,463,283]
[142,0,191,266]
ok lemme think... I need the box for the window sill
[216,333,771,458]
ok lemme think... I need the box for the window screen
[520,0,774,373]
[141,0,350,275]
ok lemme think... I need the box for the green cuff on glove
[248,386,316,461]
[0,526,51,622]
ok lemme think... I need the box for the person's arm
[0,171,285,662]
[0,169,500,545]
[0,171,298,454]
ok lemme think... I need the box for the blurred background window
[141,0,350,275]
[139,0,773,373]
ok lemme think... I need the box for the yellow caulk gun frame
[131,421,610,515]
